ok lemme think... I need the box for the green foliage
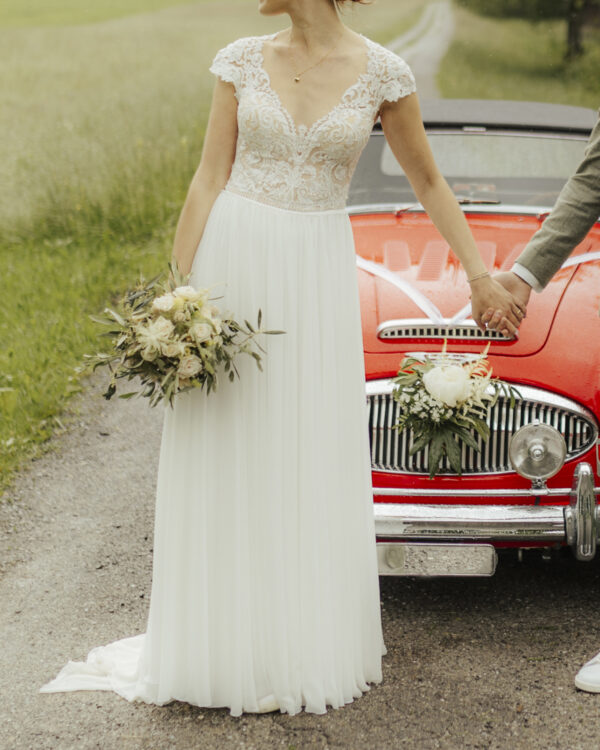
[0,0,206,27]
[455,0,571,20]
[87,262,284,407]
[392,353,518,478]
[0,0,424,496]
[438,6,600,107]
[0,235,170,491]
[454,0,600,59]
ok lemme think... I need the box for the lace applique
[375,45,417,108]
[209,36,259,102]
[210,35,416,211]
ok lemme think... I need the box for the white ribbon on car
[357,251,600,328]
[560,251,600,270]
[356,256,445,324]
[452,252,600,323]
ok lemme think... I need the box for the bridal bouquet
[84,262,284,407]
[392,343,517,478]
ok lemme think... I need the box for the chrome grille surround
[377,319,513,342]
[366,379,598,476]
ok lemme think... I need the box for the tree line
[456,0,600,59]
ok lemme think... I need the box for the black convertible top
[377,99,597,135]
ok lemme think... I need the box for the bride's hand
[469,275,526,338]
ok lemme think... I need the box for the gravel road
[3,5,600,748]
[388,0,454,98]
[3,371,600,750]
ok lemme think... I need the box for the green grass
[0,0,428,495]
[0,0,204,27]
[438,4,600,108]
[0,234,171,470]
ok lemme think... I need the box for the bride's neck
[286,1,346,51]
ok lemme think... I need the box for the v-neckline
[257,32,372,136]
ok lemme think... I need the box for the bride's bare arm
[171,78,238,277]
[380,93,525,336]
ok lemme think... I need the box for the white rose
[161,341,185,358]
[423,365,472,408]
[152,293,176,313]
[178,354,203,378]
[152,317,175,337]
[173,285,204,302]
[190,322,213,344]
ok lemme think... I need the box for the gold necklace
[292,32,344,83]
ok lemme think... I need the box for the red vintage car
[349,100,600,577]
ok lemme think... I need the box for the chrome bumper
[374,463,600,574]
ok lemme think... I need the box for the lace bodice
[210,34,416,212]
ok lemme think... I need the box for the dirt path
[7,7,600,750]
[4,371,600,749]
[387,0,455,98]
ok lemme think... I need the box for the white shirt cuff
[511,263,544,293]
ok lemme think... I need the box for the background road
[388,1,454,98]
[3,372,600,750]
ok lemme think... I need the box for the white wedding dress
[40,33,416,716]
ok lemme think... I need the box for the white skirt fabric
[40,189,387,716]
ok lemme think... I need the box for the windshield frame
[347,127,591,212]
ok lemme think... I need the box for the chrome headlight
[509,422,567,481]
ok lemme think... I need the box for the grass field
[438,4,600,108]
[0,0,429,494]
[0,0,204,27]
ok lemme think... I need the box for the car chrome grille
[367,381,598,475]
[377,321,511,341]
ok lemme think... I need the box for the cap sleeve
[378,48,416,107]
[209,38,248,99]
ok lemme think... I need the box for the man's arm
[513,111,600,290]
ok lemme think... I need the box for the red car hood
[353,210,592,357]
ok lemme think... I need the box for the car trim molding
[374,502,569,541]
[348,203,560,217]
[373,487,596,498]
[374,462,600,563]
[366,379,597,421]
[366,379,598,476]
[376,318,514,342]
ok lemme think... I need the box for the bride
[41,0,524,716]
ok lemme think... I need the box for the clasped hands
[470,272,533,338]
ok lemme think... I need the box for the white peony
[152,293,176,313]
[423,365,473,408]
[178,354,203,378]
[136,317,175,353]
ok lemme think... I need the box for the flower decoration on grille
[392,342,518,478]
[83,262,284,407]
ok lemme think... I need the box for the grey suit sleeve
[514,111,600,290]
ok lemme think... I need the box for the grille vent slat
[368,389,598,476]
[378,322,513,342]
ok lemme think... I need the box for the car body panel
[353,211,596,356]
[349,100,600,570]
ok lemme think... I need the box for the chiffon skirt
[40,189,387,716]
